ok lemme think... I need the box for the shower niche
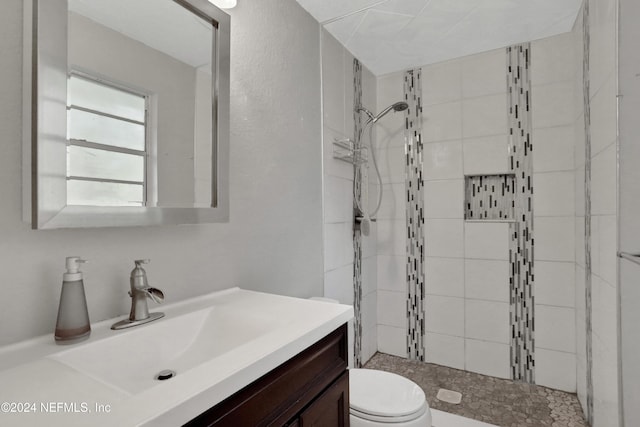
[464,174,516,222]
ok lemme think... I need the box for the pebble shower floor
[364,353,587,427]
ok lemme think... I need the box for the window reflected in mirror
[67,73,148,207]
[67,0,214,208]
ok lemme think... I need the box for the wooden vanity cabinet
[185,324,350,427]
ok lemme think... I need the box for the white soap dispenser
[54,257,91,344]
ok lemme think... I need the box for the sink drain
[155,369,176,381]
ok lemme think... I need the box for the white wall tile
[423,59,462,106]
[376,73,405,149]
[597,215,617,286]
[424,179,464,219]
[465,299,509,343]
[377,325,407,357]
[533,172,575,217]
[423,101,463,142]
[592,342,620,427]
[533,126,575,173]
[462,94,508,138]
[324,264,355,305]
[575,216,585,267]
[464,222,509,260]
[536,305,576,353]
[378,146,406,184]
[425,332,465,370]
[592,276,617,347]
[423,141,464,181]
[591,143,617,216]
[536,348,577,392]
[462,135,509,175]
[461,49,506,98]
[465,339,510,379]
[362,291,378,331]
[324,222,355,271]
[361,256,377,296]
[535,217,575,262]
[591,215,601,278]
[464,259,509,302]
[344,50,356,143]
[425,295,465,337]
[378,290,405,328]
[377,255,405,293]
[377,183,405,220]
[324,175,354,223]
[378,72,405,107]
[618,261,640,425]
[323,126,354,180]
[577,357,587,412]
[531,32,576,86]
[361,325,378,365]
[535,261,575,308]
[425,219,464,258]
[592,323,620,425]
[588,0,616,94]
[575,164,586,218]
[377,219,406,256]
[574,114,586,168]
[425,257,465,298]
[362,221,378,259]
[361,65,377,117]
[590,74,617,156]
[532,82,574,128]
[376,112,405,149]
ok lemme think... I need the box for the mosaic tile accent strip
[581,1,594,423]
[506,43,535,383]
[403,69,425,362]
[464,174,516,221]
[352,58,364,368]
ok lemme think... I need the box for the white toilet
[349,369,432,426]
[308,298,431,426]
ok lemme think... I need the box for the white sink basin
[49,305,282,395]
[0,288,353,427]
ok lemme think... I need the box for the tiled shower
[321,0,618,424]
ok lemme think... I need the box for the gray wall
[0,0,324,346]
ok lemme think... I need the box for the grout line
[458,60,469,373]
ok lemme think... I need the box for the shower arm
[356,107,375,123]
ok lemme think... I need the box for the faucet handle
[134,259,150,266]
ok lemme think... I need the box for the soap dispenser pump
[54,257,91,344]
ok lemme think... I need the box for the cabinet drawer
[185,324,348,427]
[299,371,349,427]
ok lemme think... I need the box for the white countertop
[0,288,353,426]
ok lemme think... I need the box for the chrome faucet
[111,260,165,330]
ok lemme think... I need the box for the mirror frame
[23,0,230,229]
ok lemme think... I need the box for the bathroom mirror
[23,0,230,229]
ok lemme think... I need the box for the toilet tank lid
[349,369,427,417]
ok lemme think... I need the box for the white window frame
[67,71,149,207]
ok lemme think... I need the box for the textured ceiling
[296,0,583,75]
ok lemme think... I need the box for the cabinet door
[299,371,349,427]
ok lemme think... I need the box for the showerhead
[392,101,409,112]
[357,101,409,124]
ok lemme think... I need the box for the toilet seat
[350,403,428,423]
[349,369,428,423]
